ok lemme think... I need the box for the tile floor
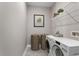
[24,45,48,56]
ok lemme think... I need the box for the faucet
[55,31,63,37]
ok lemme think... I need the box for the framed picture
[34,14,44,27]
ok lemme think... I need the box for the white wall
[27,6,52,44]
[0,2,27,56]
[51,2,79,39]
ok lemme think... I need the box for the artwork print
[34,14,44,27]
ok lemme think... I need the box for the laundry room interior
[0,2,79,56]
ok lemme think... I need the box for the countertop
[46,35,79,47]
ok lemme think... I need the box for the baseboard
[27,44,31,47]
[22,44,31,56]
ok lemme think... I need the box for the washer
[46,36,54,56]
[46,35,79,56]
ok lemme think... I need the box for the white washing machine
[46,35,79,56]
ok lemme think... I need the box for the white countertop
[46,35,79,47]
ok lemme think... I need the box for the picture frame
[34,14,44,27]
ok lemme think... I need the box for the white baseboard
[27,44,31,47]
[22,44,31,56]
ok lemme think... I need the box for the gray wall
[27,6,52,44]
[0,2,27,56]
[51,2,79,39]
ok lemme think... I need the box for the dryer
[46,35,79,56]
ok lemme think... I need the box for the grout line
[53,2,79,22]
[66,11,79,23]
[63,2,71,8]
[54,9,79,21]
[53,3,79,26]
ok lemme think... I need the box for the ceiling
[27,2,55,7]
